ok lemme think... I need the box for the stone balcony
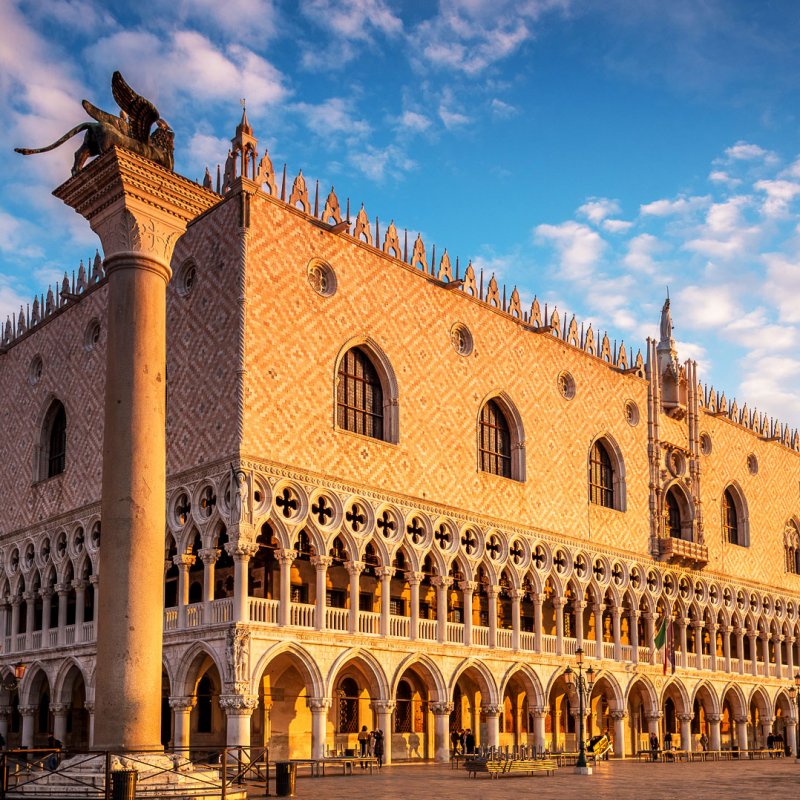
[656,536,709,567]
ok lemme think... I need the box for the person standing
[358,725,370,768]
[465,728,475,755]
[451,729,461,755]
[699,732,708,751]
[650,732,659,761]
[373,729,384,768]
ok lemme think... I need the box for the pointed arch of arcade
[326,647,391,701]
[720,682,747,719]
[498,662,546,709]
[251,641,325,699]
[624,674,659,714]
[18,660,50,708]
[448,658,499,706]
[51,657,90,705]
[691,681,720,717]
[174,641,226,698]
[391,653,448,704]
[590,669,624,711]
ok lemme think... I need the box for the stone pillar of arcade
[54,148,216,750]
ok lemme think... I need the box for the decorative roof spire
[237,99,252,137]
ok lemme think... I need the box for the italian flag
[654,617,676,674]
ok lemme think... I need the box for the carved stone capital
[705,714,722,724]
[404,571,424,586]
[218,694,259,715]
[530,706,547,718]
[173,554,196,569]
[22,591,36,602]
[431,576,453,589]
[676,713,694,722]
[225,541,258,560]
[459,580,477,593]
[375,566,394,579]
[371,701,396,713]
[430,702,454,715]
[49,703,69,716]
[84,702,95,714]
[610,711,627,721]
[306,697,331,712]
[485,584,501,598]
[734,716,749,725]
[18,706,38,716]
[275,549,298,565]
[311,555,333,570]
[481,704,502,716]
[645,712,663,722]
[169,696,197,712]
[345,560,366,576]
[198,548,221,566]
[39,587,54,600]
[53,149,218,270]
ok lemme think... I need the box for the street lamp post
[789,672,800,761]
[1,663,26,693]
[564,647,595,773]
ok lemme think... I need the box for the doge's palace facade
[1,112,799,763]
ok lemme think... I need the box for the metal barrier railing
[0,745,269,799]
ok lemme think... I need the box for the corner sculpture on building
[2,91,800,768]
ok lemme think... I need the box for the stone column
[0,706,10,742]
[220,694,259,749]
[611,711,627,758]
[432,576,452,644]
[747,631,758,676]
[487,585,499,649]
[229,542,257,625]
[533,593,543,652]
[645,711,662,739]
[346,561,365,634]
[554,597,565,655]
[482,704,501,749]
[82,701,95,746]
[761,634,770,678]
[307,698,331,759]
[630,610,640,663]
[169,696,196,752]
[40,587,53,642]
[735,716,749,751]
[19,706,36,748]
[55,150,217,750]
[679,619,689,668]
[430,702,454,763]
[707,713,721,751]
[511,589,523,651]
[645,612,656,665]
[774,635,783,679]
[594,603,604,656]
[90,575,99,628]
[23,592,36,649]
[708,623,718,671]
[460,581,475,646]
[531,706,546,753]
[377,567,393,637]
[787,636,796,676]
[276,549,297,627]
[786,719,797,757]
[573,600,585,647]
[677,713,693,751]
[612,605,623,661]
[371,701,395,764]
[73,580,88,638]
[723,626,732,673]
[50,702,69,744]
[311,556,332,632]
[692,621,704,669]
[736,627,745,674]
[199,548,219,622]
[174,554,195,628]
[9,595,21,648]
[406,571,422,641]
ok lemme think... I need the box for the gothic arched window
[722,488,739,545]
[337,677,360,733]
[665,491,682,539]
[589,440,614,508]
[40,400,66,479]
[786,520,800,574]
[479,399,511,478]
[337,347,384,440]
[395,680,413,733]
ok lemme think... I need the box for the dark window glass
[338,677,359,733]
[589,441,614,508]
[395,681,412,733]
[722,489,739,545]
[479,400,511,477]
[47,403,66,477]
[197,675,214,733]
[337,348,384,440]
[665,491,682,539]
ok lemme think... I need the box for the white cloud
[763,253,800,324]
[0,210,45,259]
[293,97,371,139]
[683,196,760,259]
[301,0,402,41]
[534,221,606,280]
[754,179,800,218]
[349,144,415,181]
[602,219,633,233]
[187,132,230,174]
[490,98,518,118]
[639,194,709,217]
[676,284,739,329]
[578,197,621,225]
[623,233,665,274]
[708,170,741,187]
[724,141,774,162]
[398,110,431,132]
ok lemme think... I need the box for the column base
[574,765,594,775]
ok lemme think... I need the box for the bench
[464,758,557,779]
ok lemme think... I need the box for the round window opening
[624,400,640,426]
[307,259,337,297]
[450,323,473,356]
[28,355,43,385]
[747,453,758,475]
[557,371,576,400]
[700,433,712,455]
[84,318,101,352]
[176,261,197,297]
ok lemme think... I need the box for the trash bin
[111,769,138,800]
[275,761,296,797]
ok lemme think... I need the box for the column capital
[173,554,196,569]
[306,697,332,712]
[645,711,663,721]
[371,700,396,713]
[168,696,197,712]
[226,541,258,560]
[345,560,365,576]
[734,716,749,725]
[198,548,221,565]
[705,714,721,723]
[531,706,547,718]
[84,702,95,714]
[9,594,23,606]
[0,706,12,715]
[431,576,453,589]
[311,555,333,569]
[511,588,526,600]
[218,694,259,716]
[429,702,454,715]
[89,575,99,587]
[676,713,694,722]
[404,571,424,585]
[275,549,298,565]
[485,584,501,598]
[375,566,394,580]
[39,587,55,599]
[459,580,477,593]
[49,703,69,715]
[480,704,502,716]
[22,591,36,602]
[610,710,627,721]
[53,148,218,270]
[72,579,89,591]
[18,706,37,716]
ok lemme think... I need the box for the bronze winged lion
[15,71,174,174]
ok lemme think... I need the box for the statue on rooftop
[15,71,174,174]
[659,297,673,342]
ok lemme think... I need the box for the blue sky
[3,0,800,427]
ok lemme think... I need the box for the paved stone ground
[243,759,800,800]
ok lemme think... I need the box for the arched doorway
[625,676,657,757]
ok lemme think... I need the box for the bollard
[110,769,137,800]
[275,762,296,798]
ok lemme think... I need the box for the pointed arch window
[665,491,682,539]
[479,399,511,477]
[39,400,67,480]
[722,489,739,545]
[337,347,384,440]
[337,677,360,733]
[589,441,614,508]
[786,520,800,574]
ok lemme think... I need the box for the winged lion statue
[15,71,174,174]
